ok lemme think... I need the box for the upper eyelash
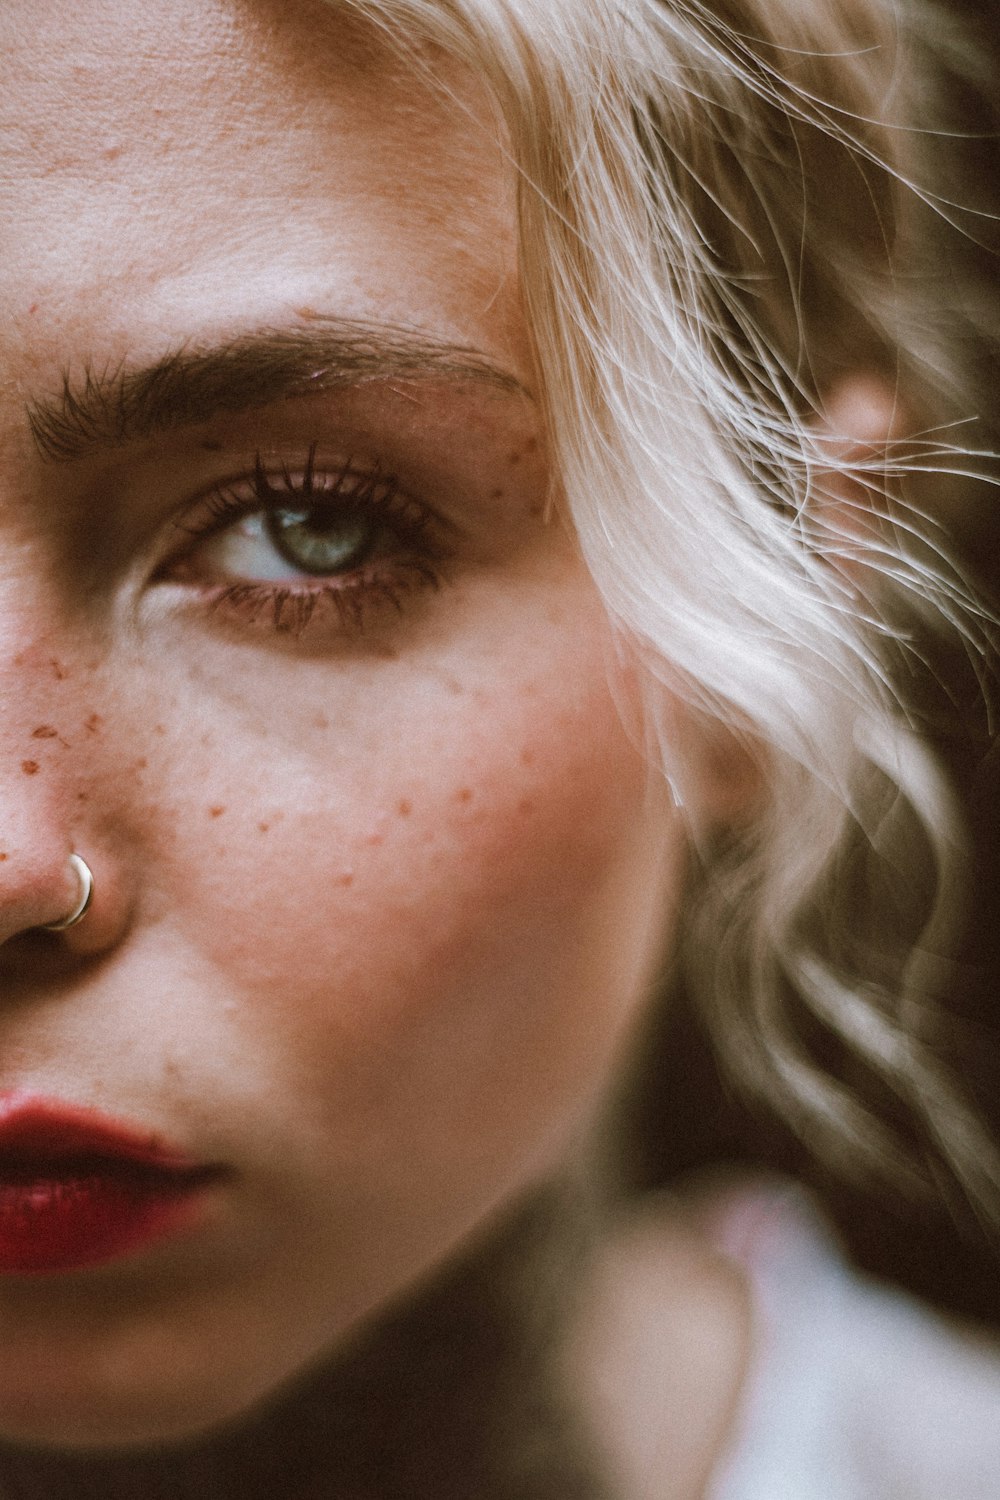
[192,443,435,548]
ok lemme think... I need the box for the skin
[0,0,752,1463]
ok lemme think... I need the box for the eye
[264,502,374,577]
[161,445,449,636]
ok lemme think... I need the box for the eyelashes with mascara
[161,442,450,638]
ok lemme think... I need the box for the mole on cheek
[20,761,39,776]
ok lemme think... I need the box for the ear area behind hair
[807,374,912,572]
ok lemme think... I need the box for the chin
[0,1355,284,1454]
[0,1399,246,1456]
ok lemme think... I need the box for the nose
[0,773,128,958]
[0,832,93,943]
[0,642,123,953]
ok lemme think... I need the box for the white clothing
[707,1184,1000,1500]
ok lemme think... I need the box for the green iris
[266,505,373,576]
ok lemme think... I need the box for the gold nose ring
[41,853,95,932]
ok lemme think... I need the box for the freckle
[154,724,166,735]
[20,761,39,776]
[76,791,89,802]
[397,798,412,816]
[312,713,330,730]
[520,749,535,767]
[0,852,7,861]
[528,502,545,518]
[84,713,103,733]
[524,437,538,454]
[135,757,148,770]
[296,305,320,321]
[27,303,38,316]
[456,787,473,804]
[50,659,68,681]
[445,678,463,696]
[336,870,354,887]
[201,438,222,452]
[518,797,535,816]
[490,488,504,500]
[258,821,270,833]
[508,450,522,465]
[365,832,384,847]
[209,805,225,818]
[31,725,58,740]
[103,144,122,161]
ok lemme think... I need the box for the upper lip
[0,1093,204,1172]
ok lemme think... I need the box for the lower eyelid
[197,559,446,638]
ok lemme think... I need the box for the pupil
[266,505,373,576]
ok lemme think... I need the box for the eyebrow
[27,317,531,462]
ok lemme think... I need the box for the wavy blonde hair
[339,0,1000,1218]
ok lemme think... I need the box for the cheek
[153,647,678,1173]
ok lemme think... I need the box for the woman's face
[0,0,690,1448]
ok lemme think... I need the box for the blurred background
[632,0,1000,1329]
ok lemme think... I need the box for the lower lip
[0,1164,214,1275]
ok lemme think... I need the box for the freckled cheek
[175,668,668,1125]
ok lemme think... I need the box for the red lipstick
[0,1095,222,1275]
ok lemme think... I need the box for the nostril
[0,848,95,947]
[0,847,130,965]
[37,854,94,934]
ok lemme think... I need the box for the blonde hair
[339,0,1000,1218]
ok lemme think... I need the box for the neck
[0,1181,614,1500]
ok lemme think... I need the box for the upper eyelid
[161,452,454,573]
[173,455,420,526]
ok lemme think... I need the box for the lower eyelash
[205,562,444,638]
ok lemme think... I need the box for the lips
[0,1095,223,1275]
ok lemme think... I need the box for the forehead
[0,0,524,399]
